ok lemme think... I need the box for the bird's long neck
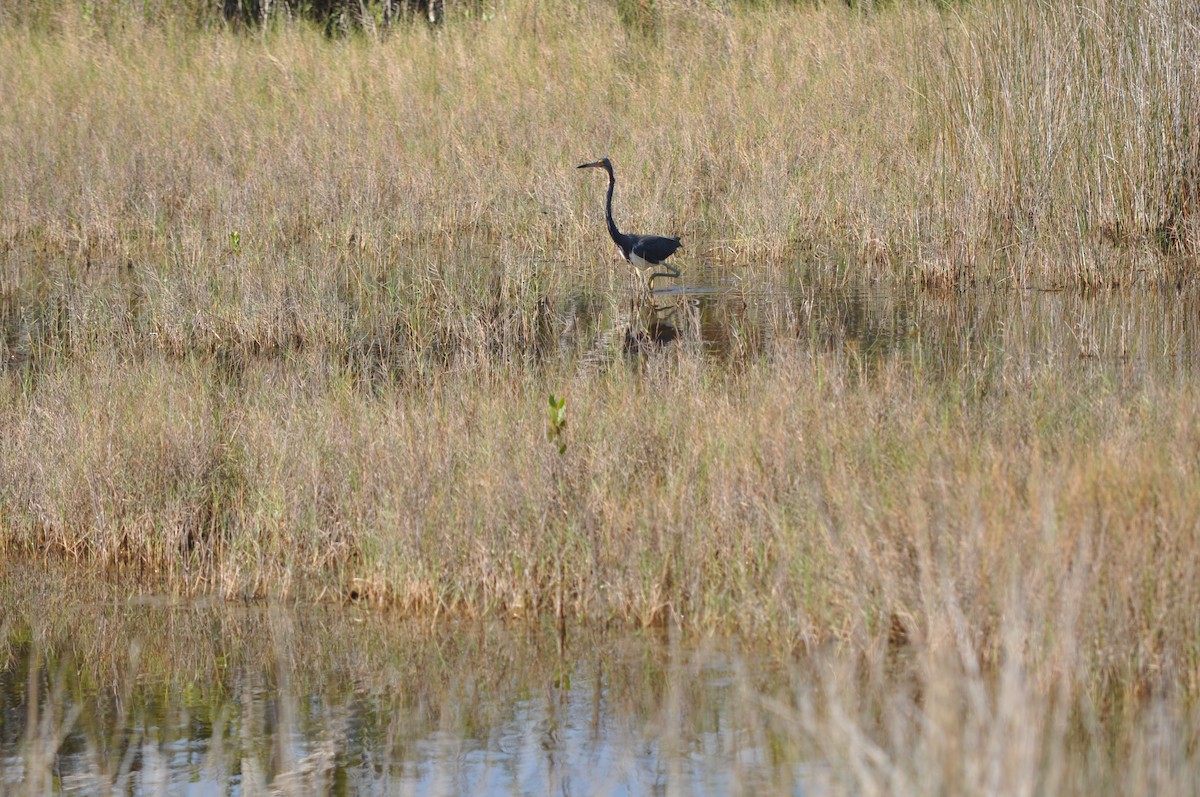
[603,169,624,247]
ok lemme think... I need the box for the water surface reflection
[0,573,815,796]
[5,257,1200,384]
[630,266,1200,381]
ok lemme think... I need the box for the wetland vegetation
[2,0,1200,793]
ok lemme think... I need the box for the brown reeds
[0,0,1197,673]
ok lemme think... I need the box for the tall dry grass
[2,0,1195,290]
[3,339,1200,662]
[0,0,1198,711]
[934,0,1200,284]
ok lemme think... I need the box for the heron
[577,158,682,289]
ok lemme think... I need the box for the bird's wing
[631,235,683,264]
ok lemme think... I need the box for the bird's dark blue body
[578,157,682,284]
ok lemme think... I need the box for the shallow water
[0,573,820,796]
[648,266,1200,380]
[6,259,1200,382]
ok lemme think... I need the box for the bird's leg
[647,263,681,291]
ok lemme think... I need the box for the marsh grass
[933,0,1200,285]
[1,0,1200,745]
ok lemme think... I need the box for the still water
[0,570,819,796]
[6,259,1200,382]
[555,265,1200,383]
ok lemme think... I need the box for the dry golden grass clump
[4,338,1200,674]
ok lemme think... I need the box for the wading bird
[577,158,682,288]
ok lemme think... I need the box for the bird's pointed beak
[577,161,604,169]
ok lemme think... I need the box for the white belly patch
[628,251,653,269]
